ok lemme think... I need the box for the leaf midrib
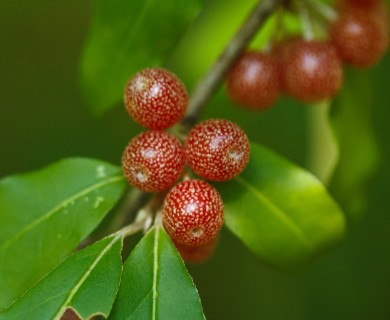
[234,176,313,251]
[52,235,121,320]
[0,175,124,252]
[152,227,159,320]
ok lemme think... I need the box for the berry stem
[117,189,166,236]
[182,0,285,129]
[299,2,315,41]
[116,218,146,238]
[115,192,164,238]
[273,6,287,44]
[154,210,163,228]
[305,0,338,22]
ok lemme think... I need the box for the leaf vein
[52,235,121,320]
[126,290,153,319]
[152,227,159,320]
[0,175,124,252]
[234,176,313,250]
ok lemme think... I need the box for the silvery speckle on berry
[227,51,280,110]
[124,68,188,130]
[162,180,224,247]
[122,131,185,192]
[185,119,250,181]
[174,237,219,263]
[280,40,343,102]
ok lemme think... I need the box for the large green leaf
[0,235,123,319]
[81,0,203,115]
[329,68,380,219]
[109,227,205,320]
[217,143,346,269]
[0,158,126,309]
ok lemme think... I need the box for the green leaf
[306,100,339,185]
[0,235,123,319]
[0,158,126,309]
[217,143,346,269]
[109,227,205,320]
[329,68,380,219]
[80,0,203,115]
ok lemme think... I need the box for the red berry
[272,36,302,93]
[226,51,280,110]
[124,68,188,130]
[330,10,389,67]
[174,237,218,264]
[281,40,343,102]
[341,0,380,10]
[122,131,185,192]
[185,119,250,181]
[162,180,224,247]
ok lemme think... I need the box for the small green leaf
[329,68,380,219]
[80,0,203,114]
[217,143,346,269]
[306,100,339,185]
[109,227,205,320]
[0,235,123,319]
[0,158,126,309]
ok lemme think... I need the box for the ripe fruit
[330,10,389,67]
[226,51,280,110]
[341,0,380,10]
[174,237,218,264]
[272,36,301,93]
[122,131,185,192]
[162,180,224,247]
[281,40,343,102]
[124,68,188,130]
[185,119,250,181]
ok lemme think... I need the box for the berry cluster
[226,0,389,109]
[122,68,250,262]
[331,0,389,67]
[122,68,187,193]
[120,0,387,263]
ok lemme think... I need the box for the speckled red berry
[281,40,343,102]
[330,10,389,67]
[226,51,280,110]
[124,68,188,130]
[185,119,250,181]
[174,237,218,264]
[272,36,301,93]
[122,131,185,192]
[162,179,224,247]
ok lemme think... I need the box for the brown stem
[182,0,285,130]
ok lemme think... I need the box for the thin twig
[114,204,154,238]
[182,0,285,130]
[116,219,146,238]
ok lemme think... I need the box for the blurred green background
[1,1,389,319]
